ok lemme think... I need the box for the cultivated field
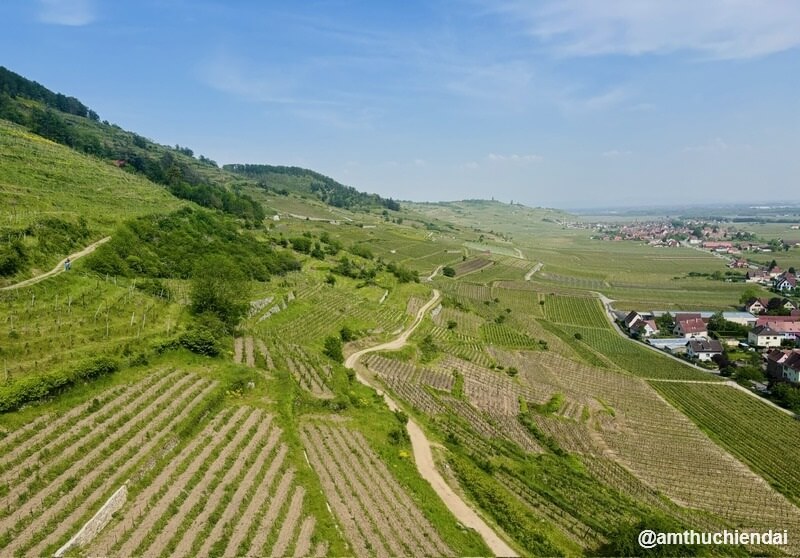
[0,370,219,556]
[653,382,800,507]
[300,421,452,558]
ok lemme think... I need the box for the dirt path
[0,237,111,291]
[513,248,524,259]
[524,262,543,281]
[345,289,519,557]
[423,265,442,282]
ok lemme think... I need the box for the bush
[0,356,119,413]
[442,266,456,277]
[178,326,220,356]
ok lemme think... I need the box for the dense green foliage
[189,254,251,333]
[0,66,91,117]
[0,357,119,413]
[86,207,300,280]
[224,163,400,211]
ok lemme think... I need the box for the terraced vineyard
[0,274,178,379]
[559,324,719,381]
[504,352,800,550]
[653,382,800,506]
[452,258,493,277]
[0,370,219,556]
[480,322,540,348]
[90,407,324,558]
[301,422,452,558]
[256,285,407,343]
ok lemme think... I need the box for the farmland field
[652,382,800,507]
[301,421,453,558]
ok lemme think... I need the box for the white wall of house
[690,350,718,362]
[783,367,800,383]
[748,331,784,348]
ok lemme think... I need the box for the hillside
[0,120,183,282]
[2,65,800,558]
[225,163,400,211]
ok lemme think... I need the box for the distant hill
[0,66,265,223]
[224,164,400,212]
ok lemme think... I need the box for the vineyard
[501,351,800,548]
[653,382,800,506]
[301,422,452,558]
[0,370,221,556]
[480,323,540,349]
[255,284,407,344]
[542,295,608,328]
[0,273,178,379]
[274,343,334,398]
[559,324,719,381]
[88,406,324,558]
[452,258,493,277]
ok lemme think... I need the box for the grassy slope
[0,120,183,233]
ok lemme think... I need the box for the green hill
[0,120,184,281]
[224,164,400,211]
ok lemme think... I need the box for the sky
[1,0,799,209]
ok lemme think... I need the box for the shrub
[442,266,456,277]
[0,356,119,413]
[323,336,344,363]
[178,326,220,356]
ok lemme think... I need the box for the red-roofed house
[674,317,707,338]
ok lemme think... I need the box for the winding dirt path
[0,236,111,291]
[524,261,542,281]
[423,265,443,282]
[345,289,518,557]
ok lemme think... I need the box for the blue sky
[2,0,799,208]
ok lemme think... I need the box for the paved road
[1,237,111,291]
[345,290,518,557]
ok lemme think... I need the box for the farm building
[647,338,691,353]
[721,312,758,327]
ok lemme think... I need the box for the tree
[189,254,250,333]
[656,312,675,332]
[442,266,456,277]
[323,336,343,363]
[340,325,355,342]
[739,286,761,305]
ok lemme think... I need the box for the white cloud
[38,0,96,26]
[487,153,543,163]
[487,0,800,59]
[602,149,632,158]
[683,137,729,153]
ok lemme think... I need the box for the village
[616,266,800,392]
[588,219,797,253]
